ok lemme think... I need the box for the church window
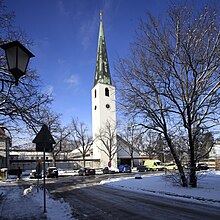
[94,105,97,110]
[95,89,97,98]
[105,88,109,97]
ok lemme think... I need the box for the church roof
[94,10,112,86]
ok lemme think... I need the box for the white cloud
[65,74,80,87]
[79,12,98,50]
[57,0,70,16]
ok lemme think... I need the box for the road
[44,174,220,220]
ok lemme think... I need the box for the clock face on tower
[106,104,110,109]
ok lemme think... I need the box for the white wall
[92,83,117,168]
[210,142,220,158]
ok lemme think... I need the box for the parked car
[78,168,96,176]
[137,165,148,172]
[196,163,209,171]
[8,169,21,176]
[164,163,177,170]
[109,167,119,173]
[29,170,42,179]
[118,165,131,173]
[103,167,111,174]
[103,167,119,174]
[46,167,58,178]
[144,160,164,171]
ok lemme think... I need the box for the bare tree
[36,110,74,166]
[194,130,214,161]
[0,0,53,137]
[70,118,93,167]
[96,120,117,167]
[116,2,219,187]
[118,122,143,168]
[52,126,71,166]
[141,132,165,161]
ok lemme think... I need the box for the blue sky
[6,0,169,130]
[5,0,211,131]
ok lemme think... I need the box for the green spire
[94,10,112,86]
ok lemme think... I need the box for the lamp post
[0,40,34,86]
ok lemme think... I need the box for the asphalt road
[44,174,220,220]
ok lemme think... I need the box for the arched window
[105,87,109,97]
[94,89,96,98]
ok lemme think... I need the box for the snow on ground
[100,171,220,207]
[0,170,220,219]
[0,180,74,220]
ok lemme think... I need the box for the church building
[91,11,117,168]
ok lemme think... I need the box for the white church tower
[92,11,117,168]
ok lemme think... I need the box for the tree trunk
[83,154,86,167]
[189,130,197,187]
[52,153,56,167]
[131,157,134,168]
[165,134,188,187]
[188,122,197,187]
[189,162,197,187]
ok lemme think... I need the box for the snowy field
[0,171,220,219]
[100,171,220,206]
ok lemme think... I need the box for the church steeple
[94,10,112,86]
[92,10,117,169]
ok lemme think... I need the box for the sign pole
[36,160,42,193]
[32,124,55,214]
[43,144,46,213]
[37,178,39,192]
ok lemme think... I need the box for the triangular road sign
[33,124,55,152]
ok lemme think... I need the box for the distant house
[69,135,141,168]
[117,135,140,167]
[9,149,53,170]
[8,147,83,170]
[210,139,220,158]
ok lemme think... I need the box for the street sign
[32,124,55,152]
[32,124,55,213]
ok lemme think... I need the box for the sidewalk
[0,179,74,220]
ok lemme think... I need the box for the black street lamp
[0,40,35,86]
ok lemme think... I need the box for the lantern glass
[5,46,17,70]
[17,47,30,73]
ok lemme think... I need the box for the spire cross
[100,10,102,21]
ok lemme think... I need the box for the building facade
[0,128,10,169]
[210,140,220,158]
